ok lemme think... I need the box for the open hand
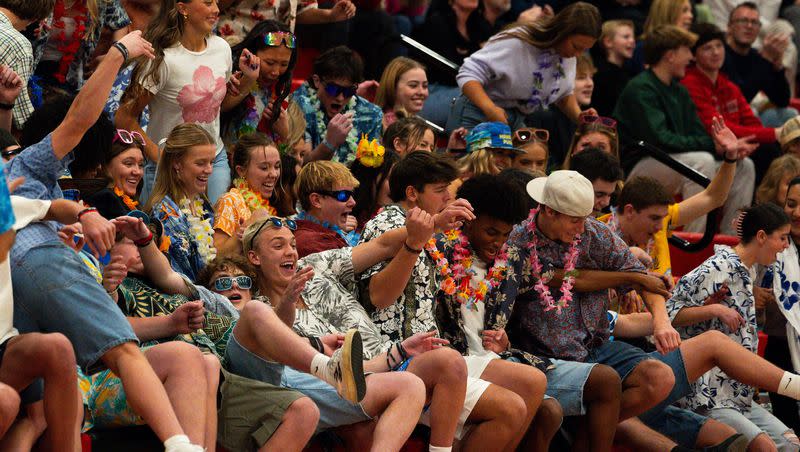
[80,211,116,258]
[401,331,449,356]
[117,29,155,60]
[325,112,354,147]
[281,266,314,307]
[111,215,151,242]
[481,329,510,353]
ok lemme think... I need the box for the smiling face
[107,147,145,197]
[694,38,725,72]
[784,183,800,240]
[489,148,516,171]
[677,0,693,29]
[313,76,356,118]
[541,207,586,242]
[464,215,514,264]
[755,225,791,265]
[248,226,298,289]
[512,142,547,173]
[395,68,428,115]
[555,35,597,59]
[729,6,760,48]
[574,72,594,107]
[178,0,219,35]
[606,24,635,60]
[666,45,694,79]
[175,144,216,198]
[209,266,253,311]
[257,46,293,85]
[576,132,612,155]
[621,204,669,246]
[239,145,281,199]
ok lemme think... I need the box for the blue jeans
[586,339,654,382]
[139,149,231,206]
[760,107,799,128]
[544,359,597,416]
[419,83,460,129]
[11,244,138,373]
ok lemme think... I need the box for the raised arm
[0,65,23,132]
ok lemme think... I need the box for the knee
[0,385,20,421]
[495,389,528,431]
[698,330,730,350]
[432,348,467,382]
[634,360,675,401]
[396,372,426,404]
[37,333,76,372]
[586,364,622,403]
[202,354,221,387]
[748,432,778,452]
[535,398,564,432]
[283,397,320,433]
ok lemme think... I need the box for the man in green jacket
[613,25,755,235]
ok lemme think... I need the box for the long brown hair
[144,123,216,211]
[498,2,601,49]
[374,57,426,111]
[230,132,295,216]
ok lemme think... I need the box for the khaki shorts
[217,368,306,451]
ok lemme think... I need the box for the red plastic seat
[668,232,740,278]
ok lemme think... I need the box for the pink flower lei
[526,208,581,313]
[425,230,509,311]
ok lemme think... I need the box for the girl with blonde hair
[628,0,694,73]
[146,123,218,281]
[756,153,800,204]
[375,57,429,129]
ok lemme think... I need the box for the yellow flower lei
[234,178,277,216]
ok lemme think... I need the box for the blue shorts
[545,359,597,417]
[586,339,653,381]
[11,244,137,374]
[225,332,284,386]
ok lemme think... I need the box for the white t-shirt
[0,197,51,344]
[140,35,232,155]
[461,258,500,359]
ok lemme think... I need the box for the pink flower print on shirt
[177,66,227,124]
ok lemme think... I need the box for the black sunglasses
[323,82,358,98]
[1,147,22,159]
[248,217,297,251]
[318,189,354,202]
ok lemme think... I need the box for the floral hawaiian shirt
[152,196,215,282]
[490,214,644,362]
[667,245,758,413]
[358,205,439,343]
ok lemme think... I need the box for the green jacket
[614,70,714,169]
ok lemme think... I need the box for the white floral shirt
[358,205,439,343]
[667,245,758,413]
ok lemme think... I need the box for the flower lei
[113,186,139,211]
[179,197,217,265]
[306,86,359,160]
[527,208,581,313]
[51,0,88,85]
[234,178,277,216]
[606,207,654,266]
[425,230,509,311]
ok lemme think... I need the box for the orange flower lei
[113,186,139,211]
[234,178,277,216]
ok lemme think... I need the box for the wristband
[403,241,422,254]
[321,140,335,152]
[133,230,154,248]
[0,102,13,110]
[112,41,129,63]
[723,154,737,163]
[308,336,324,353]
[77,207,98,221]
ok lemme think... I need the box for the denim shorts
[11,244,138,373]
[224,332,284,386]
[586,339,653,382]
[544,359,597,417]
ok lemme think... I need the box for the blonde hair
[600,19,634,53]
[458,149,499,180]
[576,53,596,76]
[564,123,619,169]
[296,161,360,211]
[374,57,426,112]
[756,154,800,204]
[144,123,216,211]
[285,101,307,150]
[643,0,690,38]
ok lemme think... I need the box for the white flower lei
[179,197,217,265]
[306,87,359,160]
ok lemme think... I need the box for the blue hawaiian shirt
[292,82,383,165]
[490,214,644,362]
[0,160,13,234]
[667,245,758,413]
[151,196,214,282]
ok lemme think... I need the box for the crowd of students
[6,0,800,451]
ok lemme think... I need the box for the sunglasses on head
[513,128,550,144]
[323,81,358,98]
[318,189,354,202]
[580,115,617,129]
[263,31,296,49]
[249,217,298,251]
[113,129,146,146]
[213,275,253,291]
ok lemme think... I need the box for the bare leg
[104,342,188,442]
[619,360,674,420]
[477,359,547,451]
[749,433,778,452]
[459,384,526,452]
[405,347,468,448]
[201,354,220,448]
[358,372,426,452]
[527,398,563,452]
[571,365,620,452]
[695,418,738,449]
[334,420,376,451]
[0,402,46,451]
[615,417,677,452]
[258,397,319,452]
[0,383,19,437]
[0,333,78,452]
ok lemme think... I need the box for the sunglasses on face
[113,129,146,146]
[249,216,298,251]
[318,189,355,202]
[213,275,253,291]
[1,146,21,159]
[580,115,618,129]
[513,128,550,144]
[323,81,358,98]
[263,31,296,49]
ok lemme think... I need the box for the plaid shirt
[0,12,34,129]
[7,134,72,265]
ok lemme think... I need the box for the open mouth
[228,293,243,301]
[279,260,296,275]
[329,102,343,114]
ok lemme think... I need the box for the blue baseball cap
[465,122,525,154]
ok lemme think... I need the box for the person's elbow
[367,283,397,310]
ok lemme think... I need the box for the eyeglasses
[248,216,297,251]
[513,128,549,144]
[113,129,146,146]
[264,31,296,49]
[1,146,22,159]
[318,189,354,202]
[731,18,761,27]
[580,115,618,129]
[323,82,358,98]
[213,275,253,291]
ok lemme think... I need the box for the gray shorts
[708,402,799,451]
[545,359,597,416]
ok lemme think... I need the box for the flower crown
[356,134,385,168]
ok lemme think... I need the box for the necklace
[234,178,277,216]
[305,86,359,163]
[179,196,217,265]
[51,0,88,85]
[113,186,139,211]
[426,229,509,311]
[526,208,581,313]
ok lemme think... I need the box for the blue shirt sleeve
[0,160,14,234]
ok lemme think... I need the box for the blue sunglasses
[318,189,354,202]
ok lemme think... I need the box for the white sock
[164,435,191,451]
[429,446,452,452]
[310,353,333,384]
[778,372,800,400]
